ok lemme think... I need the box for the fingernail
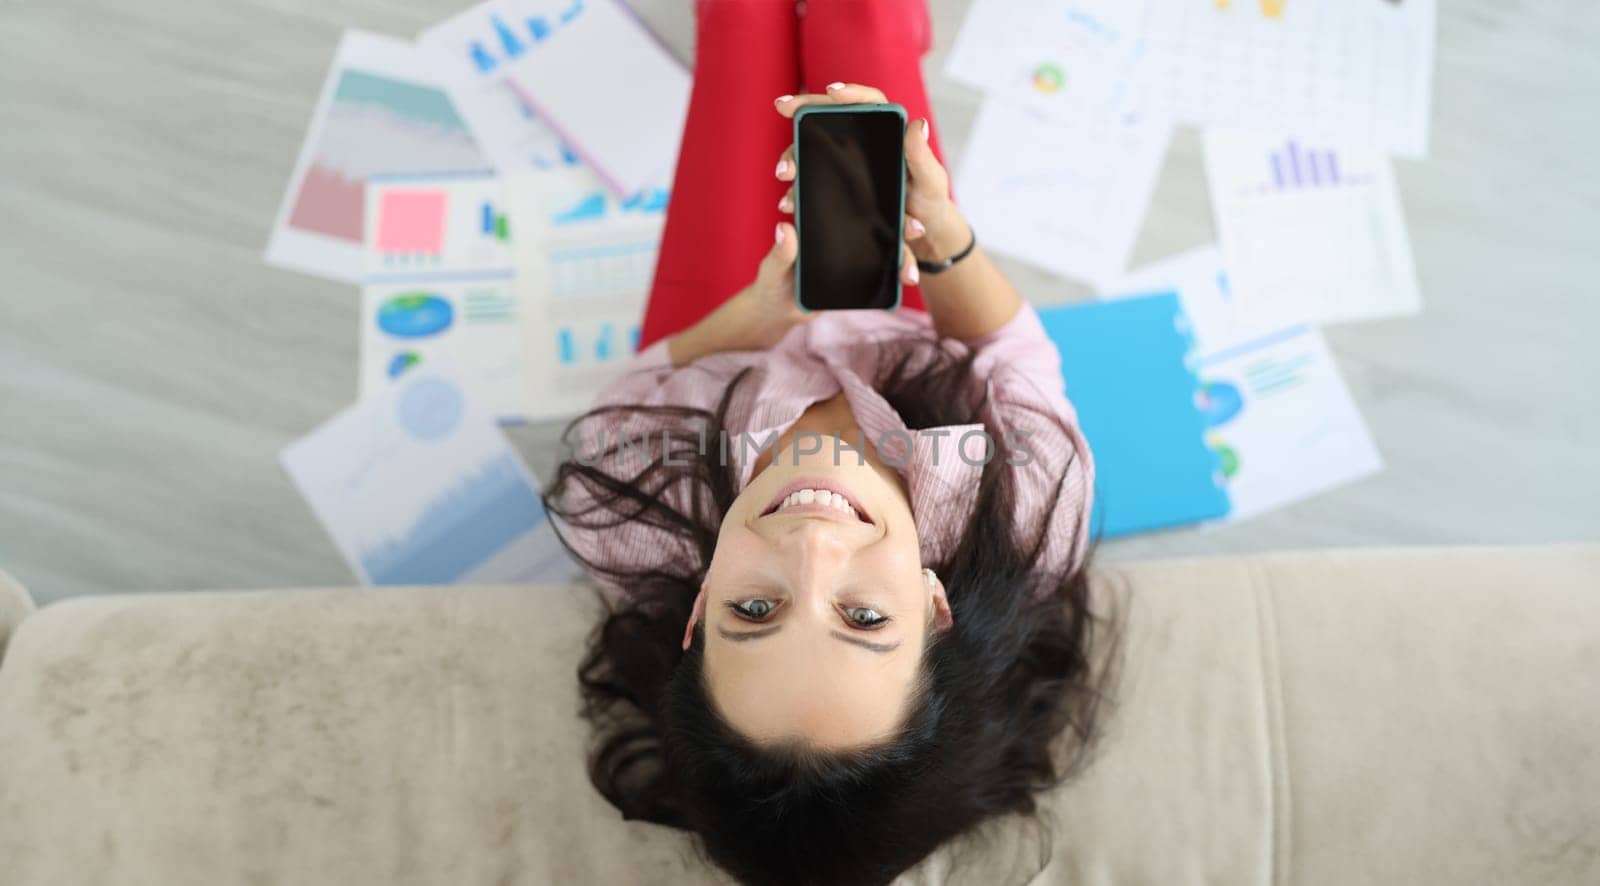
[778,195,791,211]
[826,81,845,92]
[920,118,930,141]
[774,94,794,107]
[908,217,926,236]
[908,261,920,284]
[775,223,785,244]
[775,158,789,178]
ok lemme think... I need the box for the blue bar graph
[478,201,508,242]
[470,42,497,73]
[465,2,585,76]
[492,14,526,59]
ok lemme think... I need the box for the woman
[543,2,1111,883]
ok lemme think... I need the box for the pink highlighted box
[375,189,449,256]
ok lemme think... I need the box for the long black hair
[543,334,1114,886]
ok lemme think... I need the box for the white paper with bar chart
[507,165,664,422]
[1204,128,1422,334]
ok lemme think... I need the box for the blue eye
[731,599,777,620]
[845,607,887,628]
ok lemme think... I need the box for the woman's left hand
[667,222,807,366]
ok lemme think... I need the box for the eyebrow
[718,624,782,642]
[715,624,901,655]
[830,631,901,654]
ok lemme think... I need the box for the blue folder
[1036,292,1231,538]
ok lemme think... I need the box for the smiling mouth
[759,478,874,525]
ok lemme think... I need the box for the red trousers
[637,0,945,349]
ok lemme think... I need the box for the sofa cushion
[0,569,35,668]
[0,545,1595,885]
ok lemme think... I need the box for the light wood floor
[2,1,1596,604]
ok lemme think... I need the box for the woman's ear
[926,569,954,632]
[682,586,708,651]
[931,584,953,632]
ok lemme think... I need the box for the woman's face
[687,424,953,750]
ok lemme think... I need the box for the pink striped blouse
[556,303,1094,589]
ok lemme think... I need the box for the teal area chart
[287,67,485,243]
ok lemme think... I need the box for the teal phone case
[792,103,907,312]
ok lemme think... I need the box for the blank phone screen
[796,109,905,311]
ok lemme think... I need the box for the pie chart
[387,351,422,378]
[1198,381,1244,427]
[377,293,454,338]
[1032,63,1065,94]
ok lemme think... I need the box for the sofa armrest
[0,569,36,667]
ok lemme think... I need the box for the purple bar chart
[1268,140,1345,191]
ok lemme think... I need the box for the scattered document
[1104,244,1243,350]
[281,365,577,586]
[1107,247,1382,521]
[1195,327,1382,521]
[266,31,489,283]
[1123,0,1437,157]
[1203,128,1422,335]
[955,99,1170,289]
[419,0,689,198]
[507,165,664,421]
[946,0,1143,123]
[360,173,532,423]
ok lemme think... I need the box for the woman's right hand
[666,221,808,366]
[772,83,972,276]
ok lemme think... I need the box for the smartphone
[793,104,907,312]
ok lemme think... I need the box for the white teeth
[776,488,860,518]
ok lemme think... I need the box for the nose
[776,521,852,609]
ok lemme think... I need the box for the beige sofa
[1,546,1596,885]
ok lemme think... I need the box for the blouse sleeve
[960,303,1096,575]
[589,338,675,408]
[544,339,729,601]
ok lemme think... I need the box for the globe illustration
[397,377,464,442]
[377,293,454,338]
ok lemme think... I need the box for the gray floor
[2,1,1597,605]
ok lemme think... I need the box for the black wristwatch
[915,226,977,275]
